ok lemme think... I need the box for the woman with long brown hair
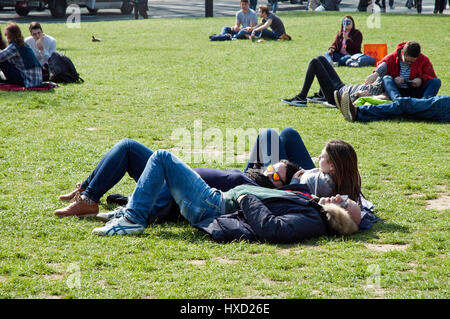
[246,128,363,207]
[0,21,42,87]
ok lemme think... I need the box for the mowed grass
[0,12,449,299]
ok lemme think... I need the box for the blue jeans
[254,29,281,40]
[81,139,152,202]
[323,51,352,66]
[356,95,450,122]
[81,139,174,222]
[345,53,376,67]
[383,76,441,100]
[272,0,278,12]
[124,150,223,226]
[245,128,316,171]
[221,26,251,39]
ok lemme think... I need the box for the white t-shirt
[24,34,56,66]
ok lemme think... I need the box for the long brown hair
[5,21,25,47]
[325,139,362,204]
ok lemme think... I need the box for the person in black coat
[194,184,361,244]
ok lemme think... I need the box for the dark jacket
[194,185,330,244]
[329,16,363,55]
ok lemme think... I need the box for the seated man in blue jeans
[210,0,258,40]
[251,4,287,40]
[335,90,450,123]
[365,41,441,100]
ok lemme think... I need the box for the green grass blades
[0,12,449,298]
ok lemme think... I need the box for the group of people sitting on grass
[0,21,56,88]
[210,0,291,41]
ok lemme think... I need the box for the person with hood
[0,21,42,88]
[365,41,441,100]
[324,16,375,67]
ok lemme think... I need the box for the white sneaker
[92,217,145,236]
[96,207,126,223]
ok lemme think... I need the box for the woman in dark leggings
[282,56,385,107]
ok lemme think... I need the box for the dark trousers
[376,0,394,8]
[134,2,148,19]
[42,63,49,81]
[0,61,25,86]
[298,56,345,105]
[435,0,447,13]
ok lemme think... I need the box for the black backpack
[48,51,84,83]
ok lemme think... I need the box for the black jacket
[194,188,329,244]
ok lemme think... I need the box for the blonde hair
[323,203,358,235]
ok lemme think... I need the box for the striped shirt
[0,43,42,88]
[398,61,411,88]
[339,77,385,101]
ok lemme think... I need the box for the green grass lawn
[0,11,449,299]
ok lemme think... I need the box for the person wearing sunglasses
[365,41,441,101]
[85,147,361,241]
[324,16,374,67]
[245,128,364,207]
[54,138,299,220]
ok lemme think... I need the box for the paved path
[0,0,448,23]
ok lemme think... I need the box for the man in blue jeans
[365,42,441,100]
[54,134,302,219]
[210,0,258,40]
[336,90,450,123]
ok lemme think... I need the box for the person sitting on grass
[250,5,290,41]
[365,41,441,100]
[210,0,258,41]
[87,148,361,242]
[281,55,387,107]
[24,22,56,81]
[324,16,375,67]
[0,21,42,88]
[335,91,450,123]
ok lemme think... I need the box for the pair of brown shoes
[55,184,98,218]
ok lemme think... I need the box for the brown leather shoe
[54,195,99,218]
[59,183,85,202]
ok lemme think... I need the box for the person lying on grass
[87,148,361,243]
[281,56,388,108]
[56,129,364,228]
[54,138,299,219]
[335,92,450,123]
